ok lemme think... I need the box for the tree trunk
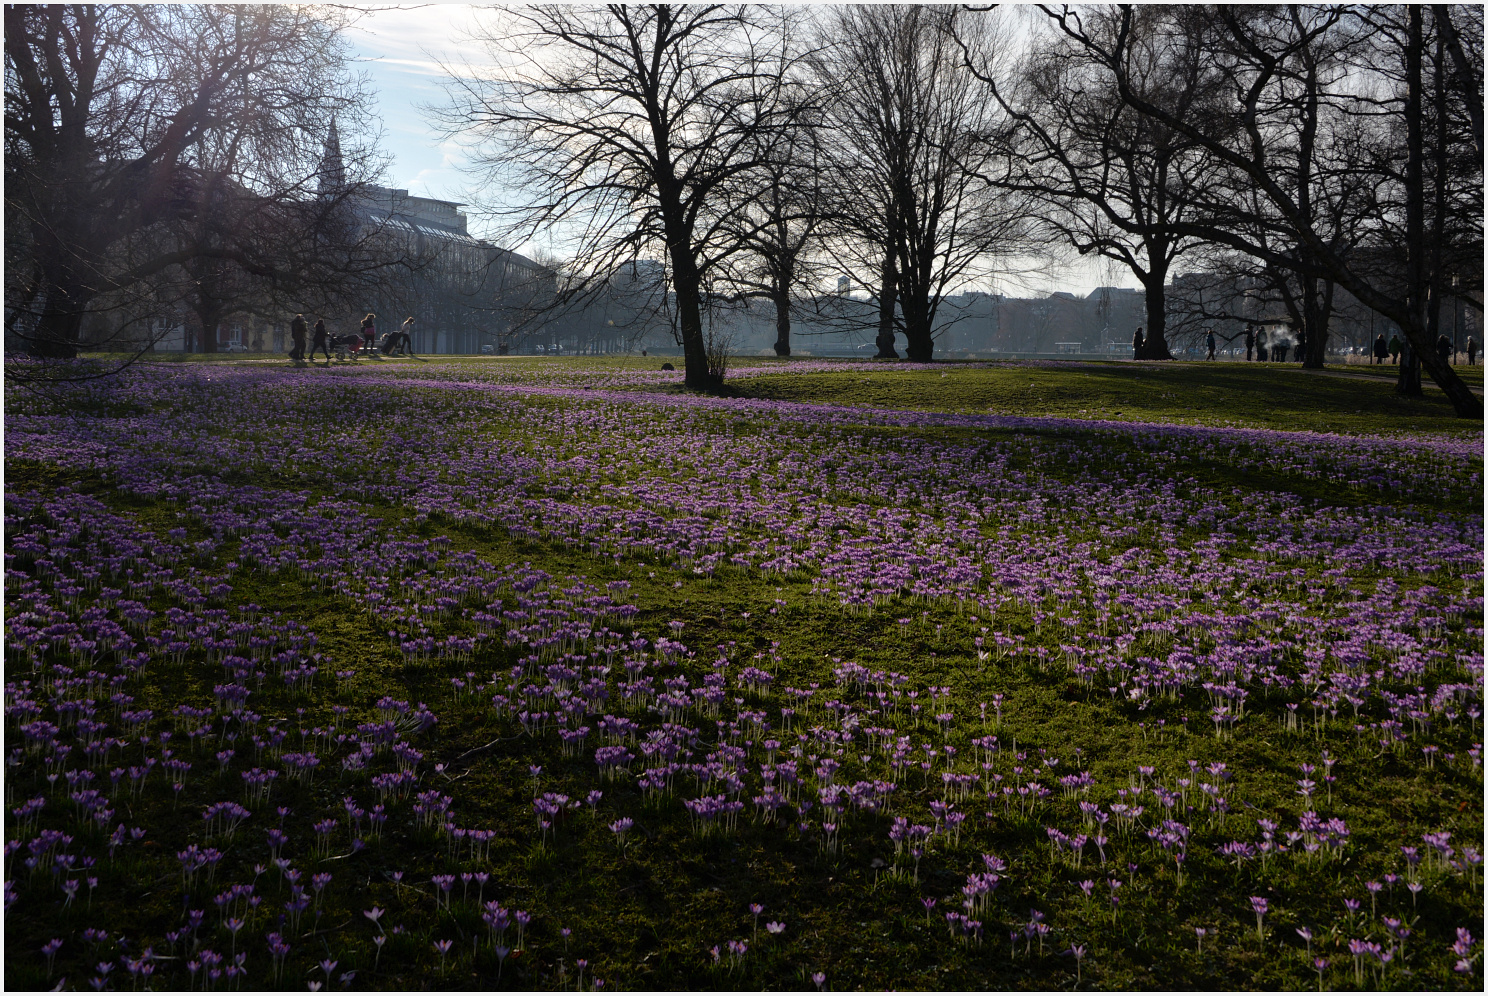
[1136,267,1173,360]
[1414,329,1481,412]
[1301,278,1332,369]
[32,277,86,358]
[1399,6,1427,398]
[1433,6,1484,156]
[1399,338,1423,395]
[901,293,934,362]
[874,251,899,359]
[667,238,711,389]
[197,318,221,354]
[771,284,791,357]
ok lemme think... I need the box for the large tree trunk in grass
[901,291,934,362]
[667,232,711,390]
[33,277,87,358]
[771,285,791,357]
[1136,261,1173,360]
[1301,277,1333,369]
[874,252,899,358]
[1399,341,1423,395]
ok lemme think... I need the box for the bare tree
[1032,4,1481,417]
[713,115,827,357]
[443,4,811,389]
[963,5,1227,360]
[814,5,1024,362]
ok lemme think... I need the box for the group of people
[1240,324,1306,363]
[1131,321,1480,367]
[1368,332,1478,366]
[1130,323,1305,361]
[288,313,417,363]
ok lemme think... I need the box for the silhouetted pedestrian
[310,318,331,362]
[1244,325,1255,361]
[1436,333,1453,364]
[1468,336,1478,366]
[1132,326,1144,360]
[361,313,377,353]
[1373,333,1388,364]
[1256,328,1268,362]
[289,313,307,363]
[1388,333,1401,365]
[1205,329,1216,360]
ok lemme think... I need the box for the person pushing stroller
[380,316,417,356]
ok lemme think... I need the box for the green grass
[734,360,1483,436]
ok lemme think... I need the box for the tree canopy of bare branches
[1020,4,1481,416]
[444,4,813,389]
[816,6,1026,362]
[963,5,1227,360]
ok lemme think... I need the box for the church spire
[317,116,346,196]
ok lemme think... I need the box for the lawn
[5,355,1482,991]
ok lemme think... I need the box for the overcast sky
[344,4,1131,298]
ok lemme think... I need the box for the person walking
[1436,332,1453,365]
[398,316,417,356]
[1244,324,1255,362]
[1256,328,1269,362]
[310,318,332,362]
[1205,328,1217,360]
[1295,327,1307,363]
[289,313,307,363]
[1387,333,1401,365]
[1467,336,1478,366]
[1273,337,1290,363]
[1132,326,1145,360]
[1373,333,1388,365]
[361,313,377,354]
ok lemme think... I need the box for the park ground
[4,354,1482,991]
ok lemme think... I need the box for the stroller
[330,333,362,362]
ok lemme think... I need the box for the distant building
[341,182,552,354]
[139,123,555,354]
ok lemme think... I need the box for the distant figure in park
[1132,326,1144,359]
[1373,333,1388,364]
[1295,327,1307,362]
[289,313,307,363]
[1244,324,1255,361]
[1468,336,1478,366]
[361,313,377,354]
[310,318,332,362]
[1273,337,1290,363]
[399,316,417,356]
[1436,333,1453,364]
[1255,328,1268,362]
[1388,333,1401,364]
[1205,329,1216,360]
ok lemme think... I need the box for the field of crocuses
[5,357,1482,991]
